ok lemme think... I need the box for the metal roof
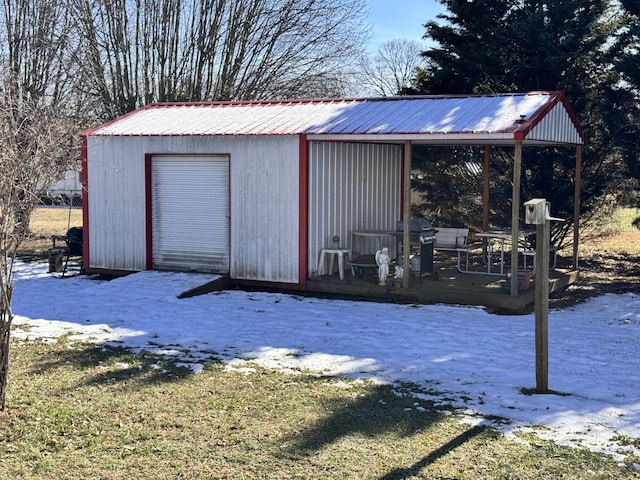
[86,92,586,146]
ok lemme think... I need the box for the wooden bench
[433,227,474,273]
[433,228,469,251]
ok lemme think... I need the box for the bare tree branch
[0,0,82,409]
[71,0,369,116]
[356,39,426,96]
[0,75,80,409]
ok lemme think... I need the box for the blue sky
[366,0,445,51]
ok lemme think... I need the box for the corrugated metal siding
[86,136,148,271]
[526,102,583,144]
[308,142,402,276]
[88,93,585,146]
[229,136,300,283]
[151,155,229,272]
[86,135,300,282]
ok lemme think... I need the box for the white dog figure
[375,247,390,286]
[394,265,404,281]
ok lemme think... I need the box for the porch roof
[87,91,586,146]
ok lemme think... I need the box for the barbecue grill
[396,219,438,280]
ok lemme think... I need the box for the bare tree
[356,39,426,96]
[70,0,370,118]
[0,0,86,112]
[0,0,81,410]
[0,78,79,410]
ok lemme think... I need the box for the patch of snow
[10,260,640,462]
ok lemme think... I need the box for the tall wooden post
[525,198,552,393]
[482,146,491,259]
[535,214,550,393]
[402,141,412,289]
[482,146,491,232]
[573,145,582,269]
[510,142,522,296]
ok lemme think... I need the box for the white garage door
[152,155,229,273]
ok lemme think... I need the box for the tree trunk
[0,304,11,412]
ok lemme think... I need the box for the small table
[474,230,535,276]
[317,248,354,280]
[352,230,396,256]
[475,231,511,275]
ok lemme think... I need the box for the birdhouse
[524,198,547,225]
[524,198,564,224]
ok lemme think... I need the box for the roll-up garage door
[151,155,229,273]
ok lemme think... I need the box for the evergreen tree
[615,0,640,190]
[406,0,626,243]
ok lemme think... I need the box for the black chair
[50,226,83,275]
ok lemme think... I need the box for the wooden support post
[573,145,582,269]
[510,142,522,296]
[535,213,550,393]
[402,141,412,289]
[482,146,490,232]
[482,146,491,259]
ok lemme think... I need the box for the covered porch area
[304,91,586,306]
[232,252,578,313]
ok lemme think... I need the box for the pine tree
[406,0,626,241]
[615,0,640,186]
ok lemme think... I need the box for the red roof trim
[513,91,587,145]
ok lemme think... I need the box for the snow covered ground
[10,260,640,465]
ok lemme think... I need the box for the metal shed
[82,91,585,295]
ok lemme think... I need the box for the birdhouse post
[524,198,558,393]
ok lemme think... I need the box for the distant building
[44,170,82,206]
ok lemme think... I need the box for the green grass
[584,206,640,237]
[28,207,82,238]
[4,206,640,478]
[1,339,638,479]
[18,207,83,258]
[607,207,640,232]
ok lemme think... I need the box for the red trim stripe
[298,135,309,285]
[513,91,587,145]
[81,136,90,269]
[144,154,153,270]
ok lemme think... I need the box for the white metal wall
[151,155,229,272]
[229,136,300,283]
[528,102,583,144]
[85,136,148,271]
[307,142,402,276]
[85,135,300,282]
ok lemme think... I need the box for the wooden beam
[510,141,522,296]
[403,141,412,288]
[482,146,491,232]
[573,145,582,269]
[535,215,550,393]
